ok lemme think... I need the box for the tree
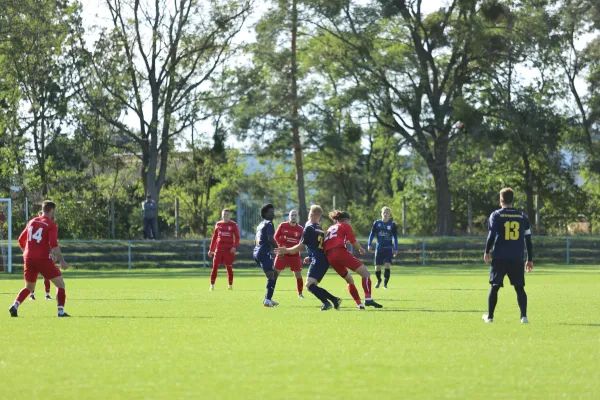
[305,0,513,235]
[79,0,252,218]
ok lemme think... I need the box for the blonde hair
[381,206,391,216]
[309,205,323,217]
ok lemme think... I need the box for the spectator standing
[142,195,157,239]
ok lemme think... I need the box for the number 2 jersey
[300,223,327,264]
[323,222,356,252]
[18,216,59,259]
[487,208,531,261]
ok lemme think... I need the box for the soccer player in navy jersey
[368,206,398,289]
[483,188,533,324]
[277,205,341,311]
[253,204,280,307]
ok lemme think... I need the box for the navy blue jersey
[487,208,531,261]
[254,219,275,250]
[368,219,398,250]
[300,223,326,260]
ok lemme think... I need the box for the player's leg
[383,264,391,289]
[29,279,38,300]
[290,257,304,298]
[374,249,383,288]
[50,275,69,317]
[354,265,383,308]
[484,260,506,322]
[260,251,278,306]
[225,252,234,290]
[507,261,527,322]
[10,261,38,316]
[328,249,363,308]
[210,253,221,290]
[342,272,363,309]
[44,278,52,299]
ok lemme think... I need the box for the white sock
[366,297,372,301]
[46,292,50,296]
[58,306,64,315]
[13,301,20,308]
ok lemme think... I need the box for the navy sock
[266,278,275,300]
[488,285,500,319]
[515,286,527,318]
[307,284,329,304]
[384,269,391,285]
[375,270,382,283]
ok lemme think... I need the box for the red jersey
[274,222,304,256]
[18,216,59,259]
[209,221,240,252]
[323,222,356,252]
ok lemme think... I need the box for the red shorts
[24,258,61,282]
[274,255,302,272]
[326,247,363,277]
[213,251,235,267]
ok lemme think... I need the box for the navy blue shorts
[307,257,329,282]
[253,247,274,273]
[490,259,525,287]
[375,248,394,265]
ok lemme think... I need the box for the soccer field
[1,265,599,400]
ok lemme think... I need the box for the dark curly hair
[260,203,274,219]
[328,209,350,221]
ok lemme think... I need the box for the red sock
[226,266,234,285]
[57,288,66,307]
[348,284,362,305]
[44,279,51,293]
[210,265,219,285]
[296,277,303,295]
[15,288,31,305]
[362,276,372,299]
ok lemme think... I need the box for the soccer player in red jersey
[9,200,70,317]
[324,210,383,309]
[208,209,240,291]
[274,210,305,298]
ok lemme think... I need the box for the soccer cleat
[45,295,52,300]
[375,281,381,289]
[365,299,383,308]
[482,314,493,323]
[358,304,365,310]
[263,299,275,308]
[30,293,36,300]
[332,297,342,310]
[320,302,333,311]
[58,312,71,317]
[298,294,304,299]
[383,285,388,289]
[521,317,529,324]
[209,285,215,291]
[228,285,233,290]
[9,305,18,317]
[271,299,279,306]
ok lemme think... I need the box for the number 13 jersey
[323,222,357,252]
[18,216,59,259]
[488,208,531,261]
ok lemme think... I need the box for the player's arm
[392,222,398,256]
[49,225,68,270]
[367,221,376,252]
[278,242,306,255]
[208,224,219,256]
[347,226,366,255]
[231,223,240,253]
[484,213,497,264]
[267,222,277,249]
[18,225,28,251]
[524,217,533,272]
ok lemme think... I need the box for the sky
[78,0,594,152]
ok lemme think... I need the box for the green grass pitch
[1,264,599,399]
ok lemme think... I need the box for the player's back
[323,222,354,252]
[373,219,396,248]
[254,219,274,249]
[489,208,531,261]
[21,216,57,259]
[302,223,326,259]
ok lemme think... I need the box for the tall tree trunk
[431,139,453,236]
[290,0,307,225]
[522,152,535,220]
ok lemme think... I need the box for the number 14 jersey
[18,216,59,259]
